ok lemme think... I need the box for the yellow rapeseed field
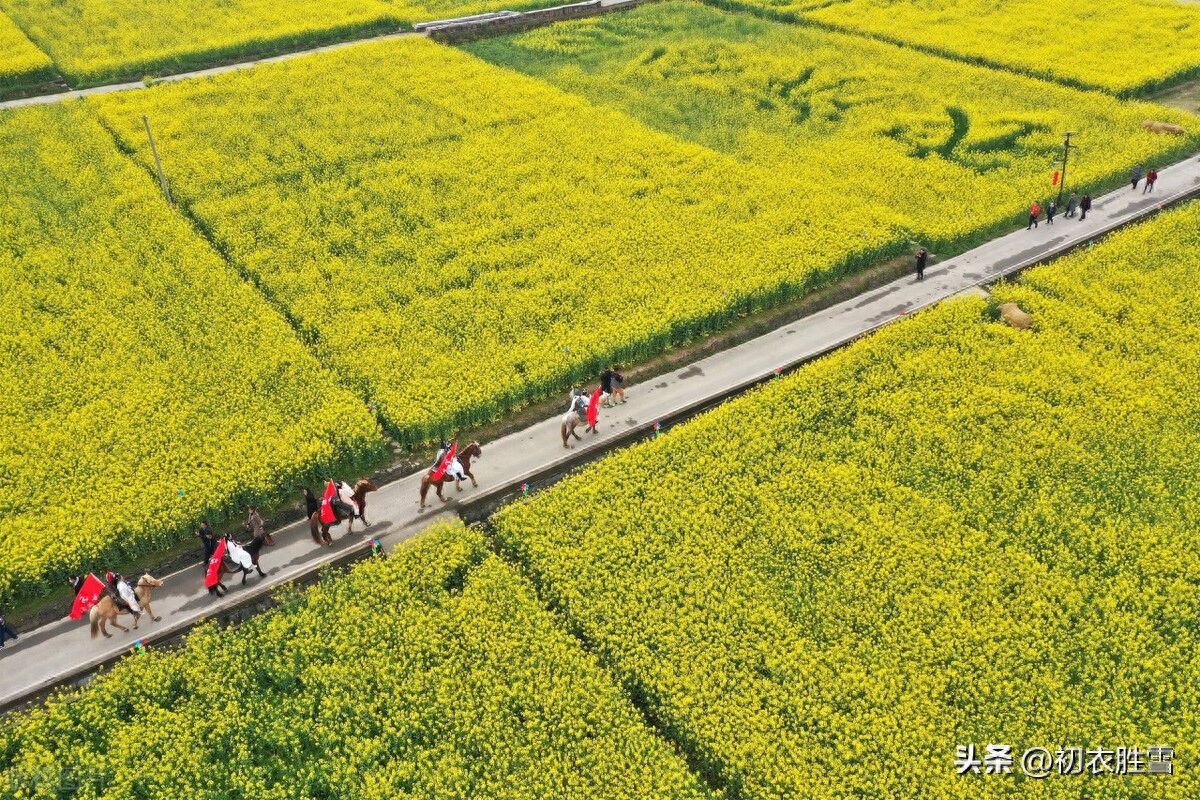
[768,0,1200,96]
[0,523,715,800]
[495,201,1200,799]
[468,2,1198,248]
[0,0,566,88]
[0,104,381,606]
[89,35,901,443]
[0,9,51,92]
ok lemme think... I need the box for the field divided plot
[0,523,715,800]
[89,36,902,444]
[748,0,1200,97]
[494,202,1200,799]
[0,104,380,607]
[0,0,564,88]
[0,9,52,94]
[467,1,1198,252]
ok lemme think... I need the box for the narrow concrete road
[2,155,1198,711]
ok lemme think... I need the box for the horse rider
[223,534,256,577]
[105,571,141,615]
[328,478,356,521]
[568,388,589,421]
[432,439,468,484]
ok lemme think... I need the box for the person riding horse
[328,478,357,522]
[431,439,468,485]
[105,571,141,615]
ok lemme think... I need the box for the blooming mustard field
[89,35,902,444]
[467,2,1198,250]
[0,104,381,607]
[0,523,715,800]
[0,9,51,93]
[494,201,1200,799]
[752,0,1200,96]
[0,0,570,88]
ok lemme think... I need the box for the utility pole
[1056,131,1077,209]
[142,115,173,207]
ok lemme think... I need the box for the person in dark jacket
[915,247,928,281]
[303,488,319,520]
[1079,194,1092,221]
[196,521,217,565]
[1065,192,1079,218]
[1045,201,1056,225]
[0,613,17,650]
[1131,164,1143,190]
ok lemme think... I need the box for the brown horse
[208,534,270,597]
[308,479,379,546]
[89,574,164,639]
[419,441,482,509]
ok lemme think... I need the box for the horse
[308,479,379,546]
[208,534,271,597]
[89,574,164,639]
[419,441,482,509]
[561,409,590,449]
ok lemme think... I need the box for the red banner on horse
[204,539,227,590]
[69,574,105,620]
[587,387,602,428]
[431,443,457,481]
[319,480,338,524]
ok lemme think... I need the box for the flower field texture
[467,1,1199,253]
[0,0,569,89]
[0,10,52,94]
[0,522,715,800]
[743,0,1200,96]
[494,202,1200,798]
[0,103,381,607]
[89,36,902,444]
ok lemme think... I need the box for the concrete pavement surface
[2,154,1199,711]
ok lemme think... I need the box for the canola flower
[493,202,1200,799]
[0,104,381,607]
[0,523,715,800]
[737,0,1200,97]
[0,0,563,88]
[88,36,901,444]
[0,9,51,93]
[467,1,1198,251]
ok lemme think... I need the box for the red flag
[431,443,457,481]
[587,387,602,428]
[1051,170,1060,186]
[69,574,105,620]
[205,539,227,589]
[319,480,338,524]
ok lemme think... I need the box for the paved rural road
[2,156,1199,711]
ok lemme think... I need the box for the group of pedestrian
[1027,193,1091,230]
[1132,164,1158,193]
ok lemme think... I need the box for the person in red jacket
[1143,168,1158,194]
[1027,201,1042,229]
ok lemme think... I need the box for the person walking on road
[303,487,319,520]
[1079,194,1092,221]
[1143,168,1158,194]
[1045,201,1056,225]
[1027,201,1042,229]
[0,613,18,650]
[915,247,928,281]
[246,505,273,546]
[1065,192,1079,218]
[1131,164,1143,190]
[196,521,217,565]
